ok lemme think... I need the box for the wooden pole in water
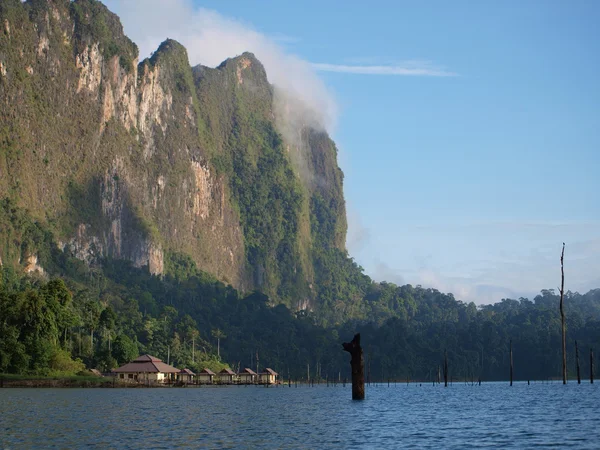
[342,333,365,400]
[367,354,371,387]
[444,350,449,388]
[510,340,513,386]
[575,341,581,384]
[559,243,567,385]
[591,348,594,384]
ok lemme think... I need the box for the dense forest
[1,199,598,382]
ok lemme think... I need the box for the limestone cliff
[0,0,347,310]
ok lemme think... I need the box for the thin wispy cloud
[268,32,301,45]
[313,61,458,77]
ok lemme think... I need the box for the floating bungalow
[112,355,180,383]
[259,368,278,385]
[197,368,216,384]
[238,368,258,384]
[218,368,236,384]
[112,355,278,386]
[177,368,195,383]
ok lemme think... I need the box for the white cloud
[103,0,337,131]
[268,32,301,45]
[313,61,458,77]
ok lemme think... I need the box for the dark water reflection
[1,382,598,449]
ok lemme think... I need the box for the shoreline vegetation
[1,374,590,389]
[0,373,114,388]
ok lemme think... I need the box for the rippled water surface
[1,382,598,449]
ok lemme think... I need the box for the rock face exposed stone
[76,42,102,95]
[24,255,44,275]
[191,161,212,220]
[0,0,347,310]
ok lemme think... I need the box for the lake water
[1,382,598,449]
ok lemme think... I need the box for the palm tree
[189,329,199,363]
[211,329,226,359]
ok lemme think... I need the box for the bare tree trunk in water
[444,350,449,388]
[559,243,567,385]
[576,341,581,384]
[510,340,513,386]
[342,333,365,400]
[591,349,594,384]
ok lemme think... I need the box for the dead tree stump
[559,243,567,385]
[591,348,594,384]
[576,341,581,384]
[444,350,449,388]
[510,340,514,386]
[343,333,365,400]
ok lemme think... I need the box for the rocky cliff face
[0,0,347,310]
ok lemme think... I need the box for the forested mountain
[0,0,346,313]
[0,0,598,381]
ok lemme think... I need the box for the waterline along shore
[1,374,585,389]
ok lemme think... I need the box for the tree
[212,329,227,359]
[559,243,566,384]
[190,329,199,363]
[0,288,29,372]
[42,279,77,343]
[99,307,117,331]
[112,334,138,365]
[99,306,117,353]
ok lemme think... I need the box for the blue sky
[105,0,600,304]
